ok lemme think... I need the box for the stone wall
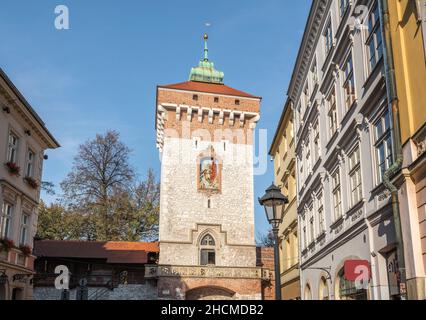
[34,282,158,300]
[159,137,256,268]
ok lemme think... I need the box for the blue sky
[0,0,311,238]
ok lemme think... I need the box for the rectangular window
[20,214,30,246]
[343,54,356,110]
[0,202,14,239]
[309,214,315,244]
[313,122,320,163]
[332,169,342,220]
[349,147,363,206]
[26,150,35,177]
[374,111,393,183]
[200,249,215,266]
[311,58,318,85]
[324,20,334,56]
[317,192,325,234]
[7,132,19,163]
[367,2,383,71]
[303,225,307,250]
[327,87,338,138]
[340,0,350,17]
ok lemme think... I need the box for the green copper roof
[189,34,225,84]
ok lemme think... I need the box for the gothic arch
[196,229,219,247]
[304,283,312,300]
[186,286,236,300]
[318,276,330,300]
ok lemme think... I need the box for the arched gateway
[186,286,236,300]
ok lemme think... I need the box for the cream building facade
[0,68,59,300]
[289,0,402,300]
[269,100,300,300]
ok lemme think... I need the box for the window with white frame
[311,57,318,86]
[367,2,383,72]
[332,169,342,220]
[302,82,310,115]
[349,146,363,206]
[1,202,14,239]
[26,150,35,177]
[309,209,315,244]
[306,148,311,177]
[20,214,30,246]
[313,121,320,163]
[7,132,19,163]
[374,110,393,183]
[339,0,350,18]
[302,216,307,250]
[343,53,356,110]
[327,87,338,139]
[299,156,304,185]
[324,20,334,56]
[317,192,325,234]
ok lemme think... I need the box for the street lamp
[258,184,289,300]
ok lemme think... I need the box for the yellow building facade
[387,0,426,300]
[269,100,300,300]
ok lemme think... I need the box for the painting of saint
[199,157,219,191]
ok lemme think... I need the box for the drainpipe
[378,0,407,300]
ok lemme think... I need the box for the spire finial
[203,33,209,61]
[189,33,224,84]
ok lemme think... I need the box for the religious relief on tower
[197,146,221,193]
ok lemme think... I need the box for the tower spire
[203,33,209,61]
[189,34,224,84]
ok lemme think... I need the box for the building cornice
[287,0,330,102]
[0,68,60,149]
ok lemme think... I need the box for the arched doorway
[304,284,312,300]
[335,268,367,300]
[318,277,329,300]
[186,286,236,300]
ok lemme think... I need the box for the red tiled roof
[158,81,261,99]
[34,240,159,264]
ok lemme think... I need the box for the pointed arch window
[200,234,216,266]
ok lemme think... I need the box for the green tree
[39,131,161,242]
[60,130,135,240]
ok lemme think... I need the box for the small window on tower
[235,99,240,106]
[193,94,199,101]
[214,97,219,103]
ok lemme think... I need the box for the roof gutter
[378,0,407,299]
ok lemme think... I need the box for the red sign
[344,260,371,282]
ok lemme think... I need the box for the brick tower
[154,35,269,300]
